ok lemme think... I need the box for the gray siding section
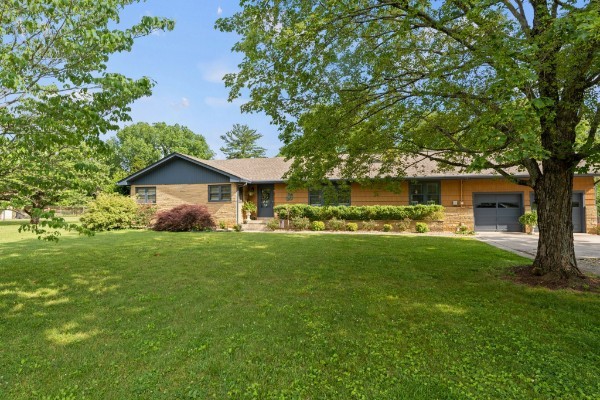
[129,158,230,185]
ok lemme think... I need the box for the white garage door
[474,194,523,232]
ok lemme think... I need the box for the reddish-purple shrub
[153,204,216,232]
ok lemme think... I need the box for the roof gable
[117,153,246,186]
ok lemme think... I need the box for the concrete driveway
[476,232,600,276]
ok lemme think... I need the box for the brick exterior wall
[272,177,598,233]
[130,177,596,233]
[131,183,240,226]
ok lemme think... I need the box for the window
[308,184,351,206]
[209,185,231,202]
[409,181,440,205]
[309,189,323,206]
[135,187,156,204]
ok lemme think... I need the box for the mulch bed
[507,265,600,293]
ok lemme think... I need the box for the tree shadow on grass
[0,230,599,399]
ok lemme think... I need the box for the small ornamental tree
[153,205,216,232]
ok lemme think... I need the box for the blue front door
[257,184,274,218]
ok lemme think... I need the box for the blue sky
[106,1,280,158]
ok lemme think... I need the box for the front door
[257,184,274,218]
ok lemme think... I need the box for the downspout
[237,182,248,225]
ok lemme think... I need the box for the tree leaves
[0,0,174,240]
[0,0,175,180]
[110,122,215,173]
[218,0,599,183]
[219,124,267,159]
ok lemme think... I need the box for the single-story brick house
[117,152,598,233]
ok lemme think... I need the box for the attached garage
[473,193,523,232]
[530,192,585,233]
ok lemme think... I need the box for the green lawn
[0,225,599,399]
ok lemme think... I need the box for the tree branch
[500,0,532,37]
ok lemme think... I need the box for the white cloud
[217,6,222,16]
[169,97,191,110]
[198,60,238,84]
[204,96,246,108]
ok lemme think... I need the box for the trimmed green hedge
[274,204,444,221]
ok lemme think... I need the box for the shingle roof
[188,154,533,181]
[188,156,293,182]
[119,153,598,185]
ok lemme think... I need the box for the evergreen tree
[220,124,267,159]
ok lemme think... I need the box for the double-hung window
[135,187,156,204]
[208,185,231,202]
[409,181,440,205]
[308,184,351,206]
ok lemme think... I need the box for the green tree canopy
[0,141,113,223]
[109,122,215,172]
[220,124,267,159]
[218,1,600,279]
[0,0,174,181]
[0,0,173,239]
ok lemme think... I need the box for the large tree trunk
[532,162,584,279]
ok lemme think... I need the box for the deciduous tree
[109,122,215,173]
[0,0,173,239]
[0,0,174,180]
[218,0,600,280]
[0,143,113,224]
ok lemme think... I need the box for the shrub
[425,210,446,221]
[233,224,242,232]
[242,201,257,214]
[132,204,157,229]
[327,218,346,231]
[273,204,444,221]
[396,218,411,232]
[81,193,146,231]
[346,222,358,231]
[290,217,311,230]
[382,223,393,232]
[311,221,326,231]
[590,225,600,235]
[361,220,378,231]
[218,220,228,230]
[455,224,474,235]
[153,204,215,232]
[519,211,538,233]
[266,219,280,231]
[415,222,429,233]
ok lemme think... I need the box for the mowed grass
[0,225,599,399]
